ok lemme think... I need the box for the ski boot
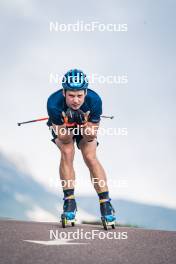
[61,195,77,228]
[100,198,116,230]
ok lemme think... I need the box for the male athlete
[47,69,116,228]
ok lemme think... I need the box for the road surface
[0,219,176,264]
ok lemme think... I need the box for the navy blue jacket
[47,88,102,125]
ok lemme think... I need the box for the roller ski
[100,198,116,230]
[61,195,77,228]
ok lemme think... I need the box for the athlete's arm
[82,95,102,141]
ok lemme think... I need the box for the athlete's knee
[60,144,75,161]
[83,134,97,142]
[83,152,97,167]
[57,134,73,144]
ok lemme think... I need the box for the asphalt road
[0,220,176,264]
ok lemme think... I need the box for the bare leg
[55,138,75,190]
[79,139,108,193]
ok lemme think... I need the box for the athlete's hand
[62,108,76,128]
[74,110,90,126]
[62,108,90,128]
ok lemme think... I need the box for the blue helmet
[62,69,88,90]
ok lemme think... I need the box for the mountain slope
[0,152,176,230]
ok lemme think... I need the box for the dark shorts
[49,127,98,149]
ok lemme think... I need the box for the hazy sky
[0,0,176,208]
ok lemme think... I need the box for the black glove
[62,108,90,127]
[62,108,76,128]
[73,109,86,125]
[74,109,90,126]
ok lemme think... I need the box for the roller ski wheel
[101,217,108,230]
[101,216,116,230]
[61,214,66,228]
[100,198,116,230]
[61,213,76,228]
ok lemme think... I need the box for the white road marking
[23,239,88,245]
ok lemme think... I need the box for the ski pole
[101,115,114,119]
[17,117,49,126]
[17,115,114,126]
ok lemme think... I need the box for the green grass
[82,220,140,228]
